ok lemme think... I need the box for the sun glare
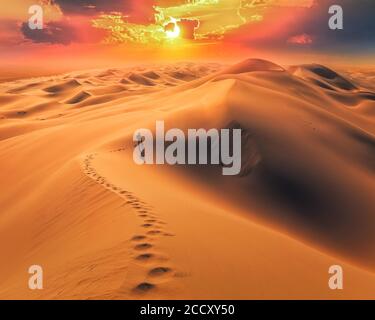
[165,18,181,39]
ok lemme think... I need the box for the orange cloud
[287,33,313,45]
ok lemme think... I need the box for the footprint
[148,267,172,277]
[135,243,153,251]
[147,230,162,235]
[135,253,155,261]
[163,233,175,237]
[132,282,155,294]
[83,151,179,285]
[131,235,147,241]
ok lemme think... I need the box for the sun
[165,17,181,39]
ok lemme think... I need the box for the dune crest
[222,58,285,75]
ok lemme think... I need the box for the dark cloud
[295,0,375,49]
[53,0,132,15]
[240,0,375,52]
[21,20,79,45]
[164,18,198,39]
[179,19,199,40]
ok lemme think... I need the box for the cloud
[176,19,199,40]
[20,17,107,45]
[287,33,313,45]
[304,0,375,49]
[52,0,157,22]
[52,0,158,24]
[235,0,375,52]
[12,0,375,51]
[52,0,132,15]
[21,20,78,45]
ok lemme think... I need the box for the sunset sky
[0,0,374,76]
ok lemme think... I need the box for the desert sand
[0,59,374,299]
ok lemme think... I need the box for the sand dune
[43,79,82,94]
[289,64,358,91]
[0,59,374,299]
